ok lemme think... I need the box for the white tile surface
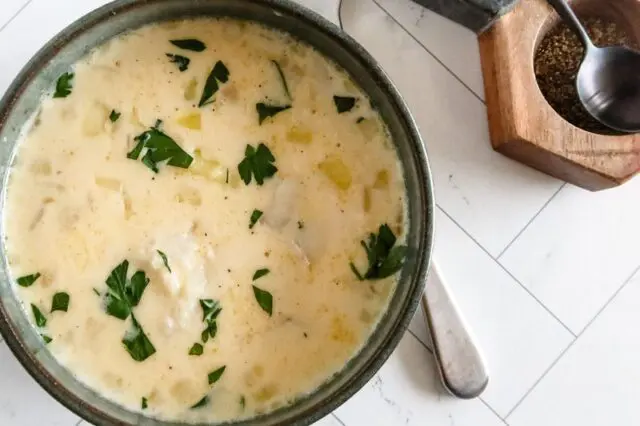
[407,208,573,416]
[501,177,640,334]
[340,0,563,257]
[374,0,485,99]
[335,333,504,426]
[0,0,30,30]
[0,341,80,426]
[507,269,640,426]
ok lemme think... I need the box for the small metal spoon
[547,0,640,133]
[421,260,488,399]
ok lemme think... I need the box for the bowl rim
[0,0,435,425]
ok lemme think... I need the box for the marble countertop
[1,0,638,425]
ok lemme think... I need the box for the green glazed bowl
[0,0,434,425]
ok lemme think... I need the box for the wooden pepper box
[478,0,640,190]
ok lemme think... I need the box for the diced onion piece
[318,156,351,191]
[176,187,202,206]
[190,149,226,182]
[82,102,109,136]
[286,125,312,144]
[357,117,380,142]
[373,169,389,189]
[176,112,201,130]
[363,187,371,212]
[184,78,198,101]
[95,177,121,191]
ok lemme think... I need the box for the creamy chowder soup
[3,18,407,423]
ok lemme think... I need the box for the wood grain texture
[479,0,640,191]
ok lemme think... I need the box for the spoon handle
[422,261,488,399]
[546,0,593,49]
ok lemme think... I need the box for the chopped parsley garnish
[128,127,193,173]
[252,286,273,316]
[198,61,230,107]
[103,260,150,320]
[333,96,356,113]
[51,292,70,313]
[17,273,41,288]
[238,143,277,186]
[157,250,171,273]
[256,103,291,125]
[122,314,156,362]
[141,397,148,409]
[31,304,46,328]
[41,334,52,344]
[271,60,291,100]
[189,343,204,356]
[356,116,365,124]
[199,299,222,344]
[190,395,209,409]
[253,268,270,280]
[249,209,263,229]
[170,38,206,52]
[53,72,74,98]
[297,220,304,229]
[166,53,191,72]
[349,224,407,281]
[240,395,246,409]
[109,110,121,123]
[208,366,226,384]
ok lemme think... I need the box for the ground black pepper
[534,17,638,134]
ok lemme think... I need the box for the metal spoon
[421,260,488,398]
[547,0,640,133]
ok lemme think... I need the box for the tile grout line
[496,182,566,260]
[0,0,34,34]
[406,330,508,423]
[503,262,640,420]
[331,412,347,426]
[436,204,577,337]
[370,0,486,105]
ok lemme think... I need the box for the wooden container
[479,0,640,191]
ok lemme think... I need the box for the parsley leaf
[256,103,291,125]
[189,343,203,356]
[252,286,273,316]
[208,366,226,385]
[157,250,171,273]
[272,60,291,100]
[253,268,270,280]
[17,273,41,288]
[41,334,52,344]
[53,72,74,98]
[198,61,230,107]
[170,38,206,52]
[103,260,149,320]
[51,292,70,313]
[31,304,47,328]
[237,143,277,186]
[122,314,156,362]
[249,209,263,229]
[199,299,222,344]
[190,395,209,409]
[240,395,246,410]
[349,224,407,280]
[109,110,121,123]
[129,127,193,173]
[141,397,148,409]
[333,96,356,113]
[166,53,191,72]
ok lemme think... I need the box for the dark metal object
[0,1,434,425]
[411,0,519,33]
[547,0,640,133]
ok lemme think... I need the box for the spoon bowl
[549,0,640,133]
[577,45,640,133]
